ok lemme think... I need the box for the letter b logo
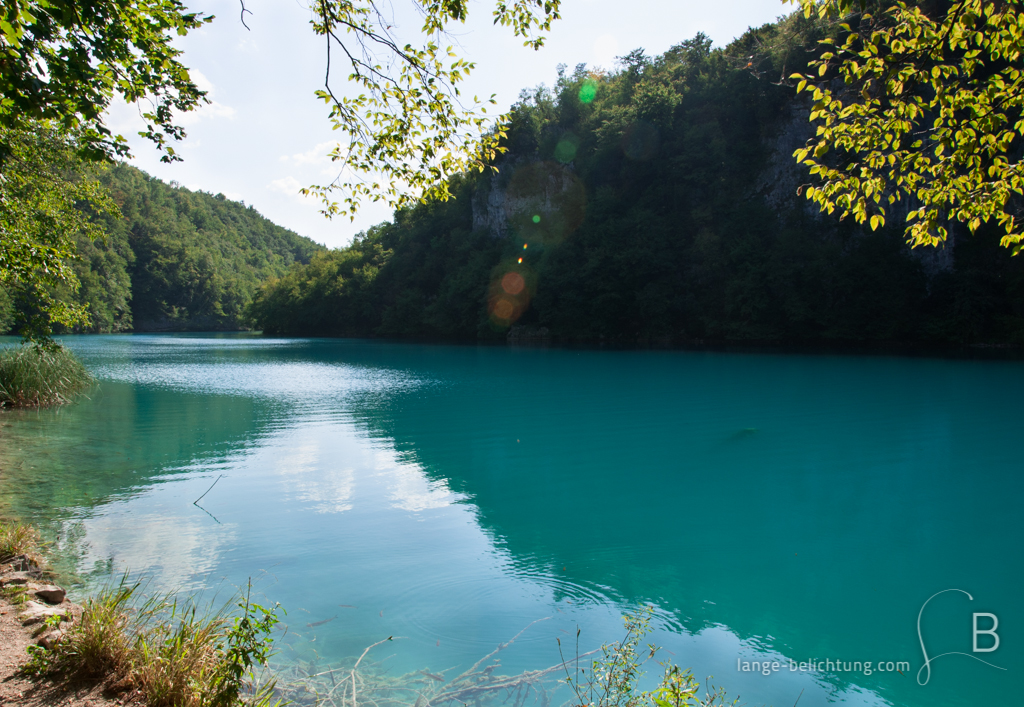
[973,613,1000,653]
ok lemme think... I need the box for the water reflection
[0,334,1017,707]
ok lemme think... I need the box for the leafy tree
[791,0,1024,251]
[0,284,13,334]
[302,0,562,219]
[1,1,210,339]
[0,0,561,339]
[0,125,117,340]
[0,0,210,162]
[81,164,323,332]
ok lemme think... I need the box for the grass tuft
[0,519,42,562]
[27,576,283,707]
[0,343,93,407]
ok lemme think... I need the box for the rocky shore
[1,553,81,647]
[0,554,122,707]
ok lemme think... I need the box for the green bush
[0,344,92,407]
[560,607,734,707]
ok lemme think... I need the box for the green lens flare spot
[554,137,579,164]
[532,215,541,224]
[578,80,598,104]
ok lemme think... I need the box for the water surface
[0,334,1019,707]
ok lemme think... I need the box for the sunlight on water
[0,334,1019,707]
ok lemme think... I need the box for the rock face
[472,159,586,240]
[0,555,80,647]
[753,98,817,214]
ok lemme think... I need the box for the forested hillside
[32,164,322,333]
[250,14,1024,347]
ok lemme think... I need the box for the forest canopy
[0,0,560,340]
[250,15,1024,347]
[0,163,322,336]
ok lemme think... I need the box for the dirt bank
[0,556,134,707]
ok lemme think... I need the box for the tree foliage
[250,18,1024,347]
[0,0,211,162]
[0,125,118,340]
[303,0,561,219]
[84,164,323,332]
[1,161,323,336]
[249,22,1024,350]
[791,0,1024,251]
[0,1,211,340]
[0,0,562,338]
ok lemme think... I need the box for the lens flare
[579,79,598,104]
[506,162,586,245]
[488,263,534,327]
[554,133,580,163]
[502,271,526,295]
[518,257,523,263]
[493,298,515,320]
[622,120,660,161]
[523,243,528,249]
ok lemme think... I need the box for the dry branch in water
[274,618,599,707]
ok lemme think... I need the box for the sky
[107,0,792,248]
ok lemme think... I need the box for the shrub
[0,343,92,407]
[559,606,734,707]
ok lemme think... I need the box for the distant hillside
[69,164,323,332]
[250,17,1024,347]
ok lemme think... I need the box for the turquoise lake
[0,334,1019,707]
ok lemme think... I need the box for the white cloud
[278,141,350,180]
[235,36,259,53]
[190,68,215,94]
[175,69,236,125]
[77,510,234,591]
[104,70,235,134]
[268,175,306,197]
[375,451,467,513]
[282,141,341,165]
[268,175,323,206]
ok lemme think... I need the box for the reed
[0,343,93,407]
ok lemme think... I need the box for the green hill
[249,16,1024,347]
[68,164,323,333]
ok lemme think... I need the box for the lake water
[0,334,1019,707]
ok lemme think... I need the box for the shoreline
[0,554,126,707]
[6,330,1024,365]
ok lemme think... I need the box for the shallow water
[0,334,1019,707]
